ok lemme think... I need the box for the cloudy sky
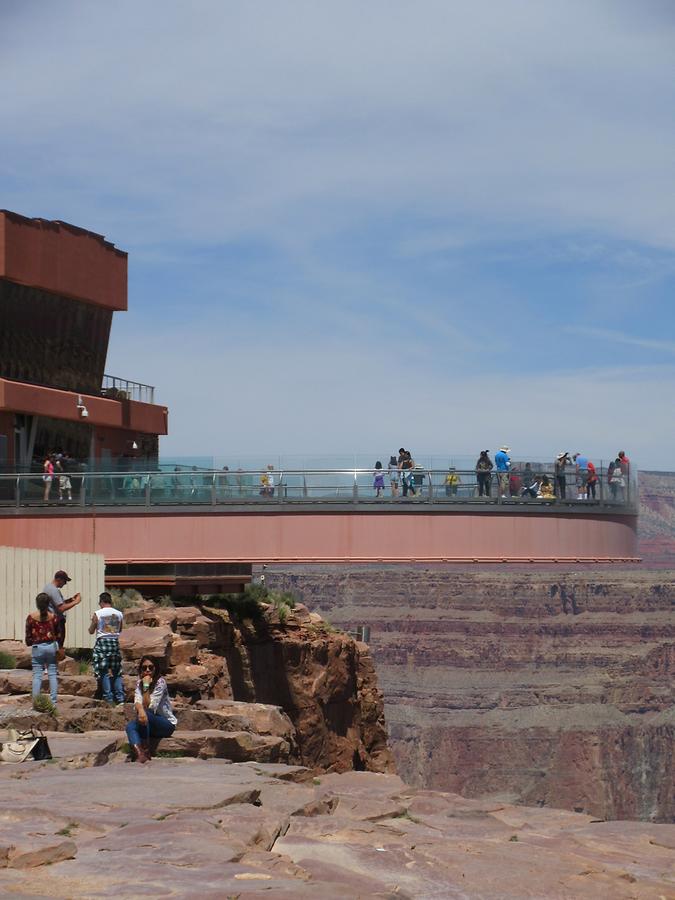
[2,1,674,468]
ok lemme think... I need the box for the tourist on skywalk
[444,467,460,497]
[42,453,54,502]
[495,446,511,499]
[538,475,555,501]
[555,452,570,499]
[573,452,589,500]
[475,450,493,497]
[260,464,275,497]
[610,457,625,501]
[617,450,630,476]
[520,463,539,499]
[586,460,598,500]
[388,456,400,497]
[398,449,416,497]
[373,461,385,498]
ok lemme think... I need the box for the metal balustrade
[0,466,638,512]
[101,374,155,404]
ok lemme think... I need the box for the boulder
[168,637,198,666]
[118,625,173,662]
[166,664,212,695]
[0,640,31,669]
[159,729,290,763]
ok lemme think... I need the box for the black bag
[31,733,52,761]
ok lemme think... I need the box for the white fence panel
[0,546,105,649]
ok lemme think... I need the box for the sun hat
[557,452,568,460]
[499,446,510,452]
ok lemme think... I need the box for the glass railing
[101,375,155,404]
[0,465,638,511]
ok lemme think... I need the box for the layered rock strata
[266,567,675,821]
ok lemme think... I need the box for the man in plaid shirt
[89,593,124,705]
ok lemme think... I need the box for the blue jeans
[32,641,58,704]
[101,671,124,704]
[126,709,175,747]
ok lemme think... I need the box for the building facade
[0,210,168,472]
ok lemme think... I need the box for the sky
[2,1,675,468]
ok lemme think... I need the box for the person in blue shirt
[573,453,589,500]
[495,446,511,498]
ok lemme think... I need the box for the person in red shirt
[25,593,59,707]
[586,461,598,500]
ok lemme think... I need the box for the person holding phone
[125,656,177,763]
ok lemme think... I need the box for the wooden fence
[0,546,105,649]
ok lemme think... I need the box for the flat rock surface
[0,755,672,898]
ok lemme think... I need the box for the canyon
[266,567,674,823]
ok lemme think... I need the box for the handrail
[0,466,638,512]
[101,374,155,404]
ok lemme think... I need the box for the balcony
[100,375,155,405]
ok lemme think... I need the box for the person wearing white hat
[495,446,511,498]
[555,452,570,499]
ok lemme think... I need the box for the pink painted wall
[0,510,639,563]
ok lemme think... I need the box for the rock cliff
[1,600,393,775]
[266,567,675,822]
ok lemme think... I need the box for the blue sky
[2,1,675,467]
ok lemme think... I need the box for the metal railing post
[353,471,358,504]
[277,473,283,502]
[145,475,152,508]
[211,473,217,506]
[15,475,21,508]
[428,473,433,503]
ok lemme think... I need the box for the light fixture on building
[76,395,89,418]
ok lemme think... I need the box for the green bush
[111,588,144,612]
[33,694,57,716]
[0,650,17,669]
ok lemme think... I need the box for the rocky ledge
[0,750,673,898]
[0,599,393,774]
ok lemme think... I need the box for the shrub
[33,694,57,716]
[110,588,143,612]
[0,650,17,669]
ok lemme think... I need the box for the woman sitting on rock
[126,656,176,763]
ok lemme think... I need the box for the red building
[0,210,168,472]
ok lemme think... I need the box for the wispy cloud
[565,327,675,355]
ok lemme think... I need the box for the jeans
[126,709,175,747]
[477,472,491,496]
[32,641,58,704]
[101,671,125,704]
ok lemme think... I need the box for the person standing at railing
[610,457,625,501]
[398,449,416,497]
[475,451,493,497]
[573,453,589,500]
[42,453,54,502]
[495,446,511,499]
[373,461,385,498]
[388,456,400,498]
[555,452,570,499]
[586,460,598,500]
[444,467,460,496]
[618,450,630,502]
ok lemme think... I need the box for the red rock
[118,624,173,662]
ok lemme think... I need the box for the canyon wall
[266,566,674,821]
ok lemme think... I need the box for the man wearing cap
[495,446,511,499]
[42,571,81,648]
